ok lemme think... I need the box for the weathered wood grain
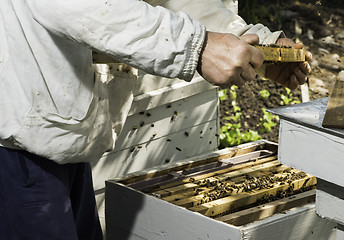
[216,190,315,226]
[255,45,305,62]
[120,141,276,187]
[161,163,291,203]
[143,156,277,194]
[189,174,316,217]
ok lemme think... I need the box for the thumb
[240,34,260,45]
[293,42,304,49]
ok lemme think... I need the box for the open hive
[106,141,335,240]
[128,144,316,226]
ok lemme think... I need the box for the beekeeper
[0,0,311,239]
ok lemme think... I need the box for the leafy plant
[280,88,301,106]
[219,89,228,101]
[223,112,242,123]
[259,89,270,99]
[259,108,280,133]
[219,85,262,148]
[220,123,261,148]
[229,85,238,101]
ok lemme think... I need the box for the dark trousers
[0,147,103,240]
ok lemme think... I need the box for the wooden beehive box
[91,69,219,230]
[105,140,336,240]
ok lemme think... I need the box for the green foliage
[229,85,238,101]
[220,123,261,148]
[259,89,270,99]
[259,108,280,133]
[219,89,228,101]
[223,111,242,123]
[280,88,301,106]
[219,85,261,148]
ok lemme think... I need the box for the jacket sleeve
[149,0,283,44]
[150,0,283,77]
[26,0,206,81]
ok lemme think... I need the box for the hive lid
[268,97,344,139]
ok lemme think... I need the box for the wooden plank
[92,120,218,191]
[188,174,316,217]
[113,88,218,151]
[116,140,277,186]
[169,166,304,208]
[216,190,315,226]
[129,77,215,115]
[316,187,344,225]
[255,45,305,62]
[156,159,283,199]
[105,181,242,240]
[279,119,344,188]
[322,71,344,128]
[160,163,290,202]
[142,156,277,194]
[106,179,336,240]
[242,203,336,240]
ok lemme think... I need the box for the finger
[250,50,264,69]
[305,51,312,62]
[276,38,294,47]
[232,74,246,87]
[294,67,307,85]
[241,65,258,82]
[240,34,259,45]
[299,61,311,75]
[292,42,304,49]
[230,68,246,87]
[239,35,264,68]
[288,75,299,90]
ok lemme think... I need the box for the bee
[164,159,171,164]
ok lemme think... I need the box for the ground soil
[219,0,344,145]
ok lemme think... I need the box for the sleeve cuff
[180,24,207,81]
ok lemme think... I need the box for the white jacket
[0,0,281,164]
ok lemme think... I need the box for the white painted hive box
[91,65,219,232]
[105,140,336,240]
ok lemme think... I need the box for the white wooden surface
[114,81,218,151]
[106,182,336,240]
[278,119,344,187]
[105,141,336,240]
[316,189,344,226]
[316,179,344,224]
[242,204,336,240]
[278,119,344,230]
[106,182,242,240]
[92,79,218,234]
[92,84,218,192]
